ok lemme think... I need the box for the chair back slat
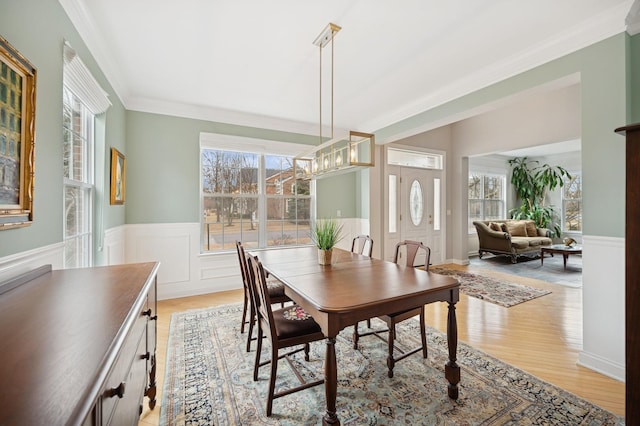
[351,235,373,257]
[393,240,431,270]
[236,241,250,291]
[246,254,278,340]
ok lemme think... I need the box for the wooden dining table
[254,246,461,425]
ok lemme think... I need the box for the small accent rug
[430,266,551,307]
[160,303,623,425]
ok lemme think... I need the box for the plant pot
[318,248,333,265]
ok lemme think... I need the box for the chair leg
[387,323,396,378]
[253,326,263,382]
[304,343,310,361]
[353,322,360,349]
[266,345,278,417]
[420,309,427,359]
[240,292,248,334]
[246,303,256,353]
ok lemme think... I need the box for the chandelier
[294,23,375,180]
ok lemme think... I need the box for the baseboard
[578,350,625,383]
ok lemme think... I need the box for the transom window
[201,149,312,252]
[468,173,506,230]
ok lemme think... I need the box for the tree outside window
[201,149,311,251]
[563,173,582,232]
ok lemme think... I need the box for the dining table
[254,246,461,425]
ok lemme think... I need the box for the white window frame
[63,87,94,268]
[468,172,506,231]
[562,171,582,233]
[199,133,315,253]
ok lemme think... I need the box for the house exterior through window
[201,149,312,252]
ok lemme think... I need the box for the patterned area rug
[430,266,551,307]
[160,304,622,425]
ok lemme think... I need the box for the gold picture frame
[0,35,36,230]
[110,148,125,205]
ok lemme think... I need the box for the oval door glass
[409,179,423,226]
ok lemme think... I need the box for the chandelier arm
[319,44,322,144]
[331,28,334,139]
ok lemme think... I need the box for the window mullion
[258,155,267,248]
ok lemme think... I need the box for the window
[63,87,94,268]
[468,173,506,229]
[62,42,110,268]
[201,149,312,252]
[563,173,582,232]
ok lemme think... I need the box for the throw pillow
[506,220,527,237]
[489,222,502,232]
[524,220,538,237]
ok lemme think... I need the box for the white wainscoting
[0,242,64,283]
[115,218,369,300]
[578,234,625,382]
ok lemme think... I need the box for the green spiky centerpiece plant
[310,218,344,265]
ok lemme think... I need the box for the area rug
[429,266,551,307]
[160,303,622,425]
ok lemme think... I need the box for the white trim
[626,0,640,35]
[63,42,111,114]
[361,2,631,137]
[578,351,625,383]
[579,234,625,382]
[200,132,314,157]
[0,243,65,283]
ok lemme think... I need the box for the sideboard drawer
[105,330,148,426]
[101,312,148,425]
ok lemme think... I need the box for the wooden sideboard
[615,123,640,424]
[0,262,160,426]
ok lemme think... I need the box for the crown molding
[59,0,128,105]
[627,0,640,35]
[126,96,347,137]
[364,1,633,140]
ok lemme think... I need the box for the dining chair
[246,253,325,417]
[354,240,431,378]
[235,241,290,352]
[351,234,373,257]
[351,235,374,346]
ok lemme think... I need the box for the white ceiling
[60,0,635,141]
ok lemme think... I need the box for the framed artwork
[0,35,37,230]
[110,148,126,205]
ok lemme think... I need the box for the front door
[398,167,443,266]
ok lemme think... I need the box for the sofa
[473,219,553,263]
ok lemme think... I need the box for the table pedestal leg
[445,301,460,399]
[323,337,340,425]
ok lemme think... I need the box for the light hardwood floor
[139,263,624,425]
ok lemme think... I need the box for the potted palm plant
[508,157,571,237]
[310,218,344,265]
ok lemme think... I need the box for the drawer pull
[150,314,158,321]
[142,308,152,317]
[141,352,150,360]
[106,382,126,399]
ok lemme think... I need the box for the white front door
[397,167,443,266]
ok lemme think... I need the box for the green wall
[0,0,636,260]
[632,33,640,123]
[125,111,318,224]
[0,0,127,259]
[376,33,632,239]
